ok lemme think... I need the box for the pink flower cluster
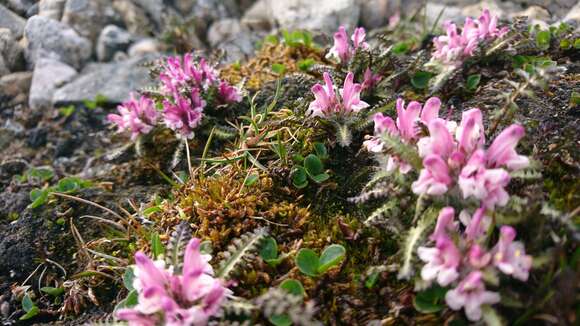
[412,109,528,209]
[418,207,532,321]
[158,54,241,138]
[307,72,369,118]
[107,94,160,140]
[328,26,369,64]
[108,54,242,140]
[363,97,444,173]
[364,97,529,209]
[433,9,508,66]
[116,238,228,326]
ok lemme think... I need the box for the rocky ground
[0,0,579,325]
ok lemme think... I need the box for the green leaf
[59,105,75,117]
[151,232,165,260]
[115,289,139,311]
[200,240,213,255]
[280,279,304,298]
[295,248,319,277]
[19,306,39,320]
[22,294,34,312]
[317,244,346,273]
[291,167,308,189]
[313,142,328,160]
[392,41,409,55]
[29,188,48,208]
[260,237,278,261]
[535,30,551,50]
[56,177,80,193]
[40,287,64,297]
[310,173,330,183]
[297,58,315,71]
[264,34,279,45]
[413,286,448,313]
[570,91,580,107]
[142,206,162,216]
[269,314,293,326]
[244,174,260,186]
[411,71,433,89]
[303,154,324,176]
[123,267,136,291]
[574,38,580,49]
[466,74,481,91]
[272,63,286,75]
[28,167,54,182]
[365,271,380,289]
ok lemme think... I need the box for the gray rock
[0,4,26,38]
[0,71,32,100]
[112,0,152,35]
[62,0,113,43]
[136,0,165,28]
[29,58,77,109]
[5,0,36,16]
[207,18,244,47]
[360,0,392,29]
[563,2,580,25]
[189,0,239,36]
[38,0,66,20]
[25,3,39,17]
[0,28,24,72]
[267,0,360,34]
[0,56,8,76]
[96,24,133,62]
[24,15,92,69]
[128,38,160,57]
[425,2,464,26]
[241,0,271,30]
[52,55,158,106]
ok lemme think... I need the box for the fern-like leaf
[165,222,193,274]
[398,207,438,280]
[380,133,422,171]
[255,288,322,326]
[216,227,268,279]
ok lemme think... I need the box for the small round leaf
[318,244,346,274]
[295,248,319,277]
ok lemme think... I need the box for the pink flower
[455,108,485,159]
[217,81,242,104]
[431,207,457,241]
[116,238,228,326]
[492,226,533,281]
[467,244,491,269]
[364,97,443,173]
[412,155,453,195]
[163,90,205,139]
[107,94,159,140]
[486,124,529,170]
[307,72,369,118]
[361,68,381,91]
[328,26,369,64]
[477,9,509,39]
[432,10,507,66]
[458,150,511,209]
[463,207,490,241]
[417,118,455,159]
[445,271,500,321]
[418,236,461,286]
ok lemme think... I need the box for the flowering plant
[418,207,532,321]
[327,26,369,64]
[116,238,228,326]
[308,72,369,119]
[432,9,508,67]
[108,54,241,141]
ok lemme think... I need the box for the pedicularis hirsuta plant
[108,53,241,140]
[92,6,570,325]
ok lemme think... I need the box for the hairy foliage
[216,227,268,279]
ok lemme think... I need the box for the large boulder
[96,24,133,62]
[0,28,24,73]
[37,0,66,20]
[29,58,77,109]
[61,0,114,44]
[52,55,158,106]
[0,4,26,38]
[24,15,92,69]
[112,0,152,36]
[267,0,360,34]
